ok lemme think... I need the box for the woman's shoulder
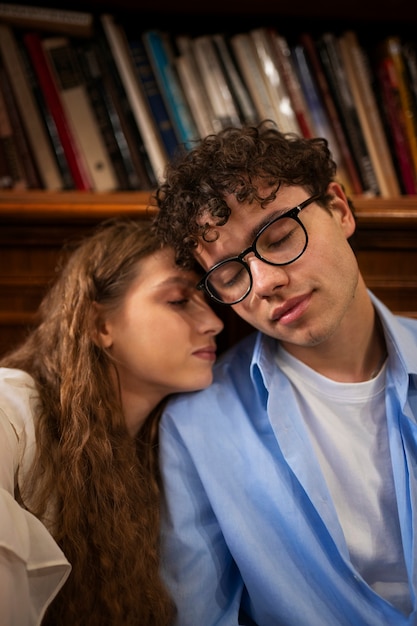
[0,368,38,436]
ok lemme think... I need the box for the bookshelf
[0,0,417,354]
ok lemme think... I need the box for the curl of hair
[1,219,174,625]
[153,120,340,267]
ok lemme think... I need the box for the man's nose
[247,255,289,297]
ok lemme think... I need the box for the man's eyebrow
[248,208,290,241]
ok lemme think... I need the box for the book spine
[101,15,168,183]
[375,52,417,194]
[290,42,357,197]
[0,23,63,190]
[128,37,180,159]
[175,47,217,138]
[339,31,400,197]
[192,34,241,129]
[76,39,131,190]
[94,31,155,190]
[0,57,41,189]
[18,40,74,189]
[250,28,301,134]
[298,32,363,194]
[0,67,28,189]
[266,30,315,138]
[212,33,258,125]
[42,35,119,192]
[317,32,379,195]
[385,37,417,177]
[23,31,92,190]
[230,32,275,123]
[142,29,200,149]
[0,2,93,37]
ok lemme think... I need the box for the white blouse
[0,368,71,626]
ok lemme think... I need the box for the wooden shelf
[1,190,417,223]
[1,192,417,357]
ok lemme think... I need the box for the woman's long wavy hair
[0,219,175,625]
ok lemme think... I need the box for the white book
[175,51,217,138]
[192,34,241,130]
[230,32,278,124]
[101,14,168,183]
[42,35,119,191]
[0,23,63,190]
[250,28,300,134]
[212,33,258,125]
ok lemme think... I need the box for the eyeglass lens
[206,216,307,304]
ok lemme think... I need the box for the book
[298,31,363,195]
[290,41,355,196]
[339,31,400,197]
[142,29,200,149]
[93,32,155,190]
[402,41,417,116]
[0,2,94,37]
[382,36,417,178]
[266,29,315,138]
[41,35,119,192]
[18,39,74,189]
[375,44,417,194]
[76,38,133,191]
[250,27,301,134]
[191,34,241,130]
[0,65,28,189]
[23,31,92,190]
[316,32,379,195]
[230,32,278,124]
[0,139,14,189]
[0,23,63,190]
[0,57,41,189]
[174,38,217,138]
[212,33,258,125]
[101,14,168,183]
[127,36,180,159]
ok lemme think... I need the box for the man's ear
[327,181,356,238]
[91,302,113,348]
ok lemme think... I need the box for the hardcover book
[317,32,379,195]
[339,31,400,197]
[23,31,92,190]
[127,36,179,159]
[101,15,168,183]
[0,23,63,190]
[143,29,200,150]
[42,35,119,192]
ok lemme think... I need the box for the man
[153,121,417,625]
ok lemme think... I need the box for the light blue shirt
[159,293,417,626]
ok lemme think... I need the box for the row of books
[0,3,416,196]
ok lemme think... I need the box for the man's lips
[271,294,311,325]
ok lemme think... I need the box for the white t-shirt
[276,347,411,615]
[0,368,71,626]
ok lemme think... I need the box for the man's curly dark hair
[152,120,345,267]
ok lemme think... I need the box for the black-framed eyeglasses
[197,194,321,305]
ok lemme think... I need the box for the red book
[23,31,92,190]
[376,53,417,194]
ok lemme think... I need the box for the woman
[0,218,223,626]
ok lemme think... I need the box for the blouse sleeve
[0,369,71,626]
